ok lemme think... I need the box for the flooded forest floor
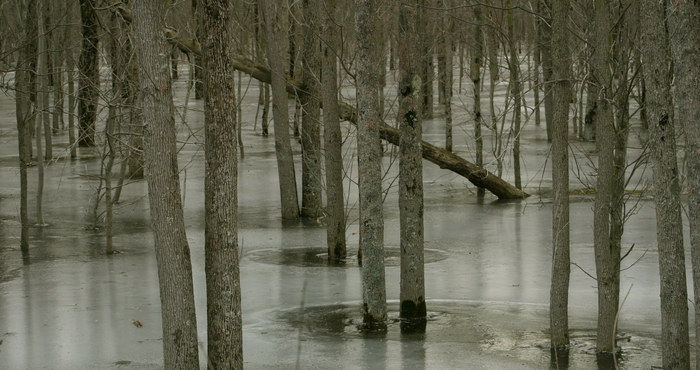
[0,66,695,369]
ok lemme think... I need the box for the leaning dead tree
[112,5,527,200]
[163,34,527,200]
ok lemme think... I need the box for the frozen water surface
[0,69,694,369]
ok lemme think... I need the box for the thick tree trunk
[300,0,323,218]
[131,2,200,368]
[200,0,243,366]
[549,0,571,349]
[77,0,98,147]
[666,1,700,366]
[321,0,346,263]
[398,0,426,328]
[355,0,387,329]
[640,1,690,368]
[590,0,618,353]
[261,0,300,219]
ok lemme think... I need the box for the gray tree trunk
[398,0,426,328]
[418,0,433,119]
[590,0,618,353]
[16,0,35,253]
[300,0,323,218]
[261,0,300,220]
[539,0,554,142]
[200,0,243,367]
[471,6,484,197]
[132,2,200,367]
[35,0,46,226]
[77,0,98,147]
[441,2,453,153]
[639,1,691,368]
[507,2,521,190]
[355,0,387,329]
[321,0,346,263]
[549,0,571,349]
[666,0,700,366]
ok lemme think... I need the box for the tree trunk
[418,0,433,119]
[539,0,554,142]
[300,0,323,218]
[261,0,300,220]
[549,0,571,349]
[200,0,244,366]
[77,0,98,147]
[321,0,346,263]
[16,0,34,252]
[666,0,700,366]
[132,2,200,367]
[507,2,521,190]
[442,1,453,153]
[639,1,690,368]
[590,0,618,353]
[471,6,484,197]
[355,0,387,329]
[35,0,46,226]
[398,0,426,328]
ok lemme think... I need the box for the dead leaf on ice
[133,320,143,328]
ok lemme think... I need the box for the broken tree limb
[164,31,528,199]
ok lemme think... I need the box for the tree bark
[132,2,200,368]
[418,0,433,119]
[200,0,243,367]
[398,0,426,327]
[640,1,690,368]
[77,0,98,147]
[539,0,554,142]
[355,0,387,329]
[666,0,700,366]
[321,0,346,263]
[261,0,300,219]
[549,0,571,349]
[35,0,46,226]
[16,0,34,253]
[300,0,323,218]
[471,6,485,197]
[590,0,618,353]
[507,2,521,190]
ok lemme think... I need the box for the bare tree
[398,0,426,329]
[666,0,700,366]
[507,1,522,189]
[321,0,346,263]
[640,0,691,368]
[132,1,199,367]
[355,0,387,329]
[590,0,618,354]
[300,0,323,218]
[77,0,98,147]
[15,0,35,253]
[261,0,300,220]
[471,5,485,197]
[200,0,243,366]
[549,0,571,350]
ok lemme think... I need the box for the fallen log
[163,31,528,199]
